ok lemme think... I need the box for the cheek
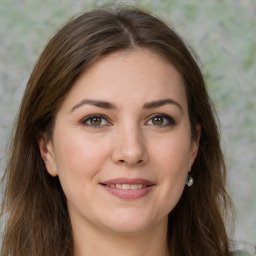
[52,132,109,196]
[157,145,188,195]
[149,133,191,209]
[54,130,109,171]
[150,131,192,173]
[156,153,188,215]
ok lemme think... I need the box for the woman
[1,7,235,256]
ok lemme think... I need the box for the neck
[71,217,169,256]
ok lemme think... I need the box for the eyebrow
[143,98,183,113]
[70,99,117,112]
[70,98,183,113]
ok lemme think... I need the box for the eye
[146,114,176,126]
[81,114,110,127]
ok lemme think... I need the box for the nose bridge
[112,121,148,166]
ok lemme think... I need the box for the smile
[105,184,147,189]
[100,178,155,199]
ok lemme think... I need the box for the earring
[186,174,194,187]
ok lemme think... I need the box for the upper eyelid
[147,113,170,117]
[80,113,176,125]
[81,114,110,124]
[145,113,176,124]
[146,113,175,120]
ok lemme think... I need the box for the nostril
[118,159,144,164]
[119,160,125,163]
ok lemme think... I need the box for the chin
[98,209,165,234]
[103,220,152,234]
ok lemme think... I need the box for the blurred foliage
[0,0,255,247]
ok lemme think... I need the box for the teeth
[106,184,146,189]
[116,184,122,189]
[130,184,138,190]
[122,184,130,190]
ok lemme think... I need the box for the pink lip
[101,178,154,185]
[100,178,155,200]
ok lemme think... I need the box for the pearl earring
[186,174,194,187]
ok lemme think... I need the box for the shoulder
[233,250,254,256]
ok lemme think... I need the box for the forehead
[61,49,187,111]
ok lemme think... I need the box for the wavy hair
[1,7,233,256]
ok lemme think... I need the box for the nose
[111,126,149,167]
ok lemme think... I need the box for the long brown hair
[1,7,233,256]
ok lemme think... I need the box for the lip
[101,178,154,186]
[100,178,155,199]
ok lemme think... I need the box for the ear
[189,125,201,169]
[37,135,58,177]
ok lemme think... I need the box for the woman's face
[39,49,199,235]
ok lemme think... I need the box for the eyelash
[145,113,176,126]
[80,113,176,128]
[80,114,111,128]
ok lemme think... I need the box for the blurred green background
[0,0,255,252]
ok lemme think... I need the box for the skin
[39,49,200,256]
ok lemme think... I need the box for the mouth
[99,178,155,199]
[103,184,148,189]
